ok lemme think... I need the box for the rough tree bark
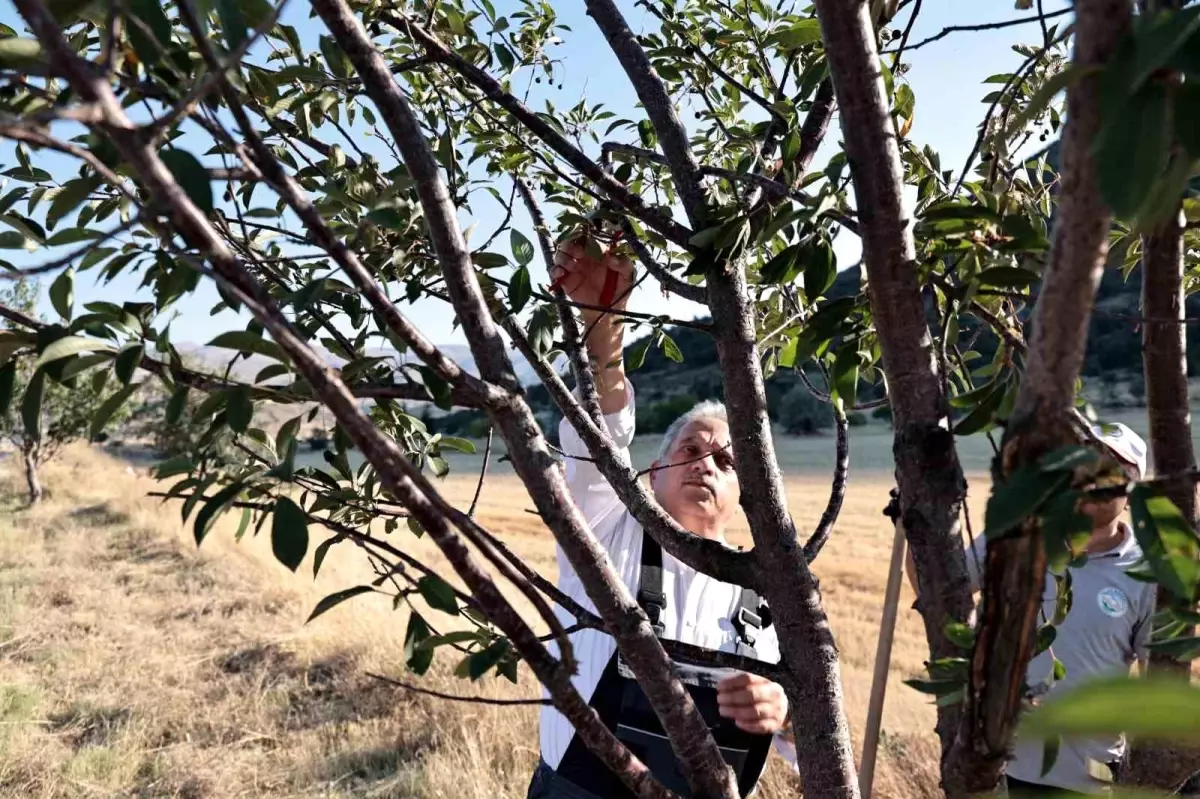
[21,439,42,504]
[1123,206,1200,791]
[811,0,974,768]
[946,1,1133,793]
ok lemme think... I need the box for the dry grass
[0,445,974,798]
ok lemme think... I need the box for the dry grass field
[0,444,992,798]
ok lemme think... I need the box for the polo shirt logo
[1097,587,1129,618]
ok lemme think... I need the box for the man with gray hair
[525,238,794,798]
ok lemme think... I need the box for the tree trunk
[811,0,974,769]
[1123,206,1200,791]
[22,439,42,505]
[946,1,1133,793]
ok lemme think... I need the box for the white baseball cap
[1090,422,1148,479]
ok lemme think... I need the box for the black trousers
[526,758,605,799]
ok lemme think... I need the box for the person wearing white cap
[907,422,1156,796]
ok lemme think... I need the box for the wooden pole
[859,518,907,799]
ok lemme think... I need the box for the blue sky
[0,0,1070,346]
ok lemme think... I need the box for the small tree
[0,279,127,503]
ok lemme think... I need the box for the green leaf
[1040,735,1061,778]
[306,585,374,624]
[46,177,101,230]
[772,18,821,50]
[1020,676,1200,741]
[831,345,859,405]
[226,386,254,433]
[759,244,800,284]
[232,506,252,542]
[404,612,434,674]
[312,535,340,579]
[508,266,532,314]
[154,455,194,479]
[193,481,243,546]
[1093,84,1171,221]
[803,239,836,302]
[978,267,1040,288]
[495,43,515,73]
[904,677,965,696]
[20,369,45,440]
[166,385,188,425]
[216,0,248,50]
[661,333,683,363]
[465,640,510,680]
[779,336,799,369]
[1147,635,1200,662]
[207,330,285,361]
[318,35,350,79]
[0,37,43,69]
[510,229,535,267]
[1129,486,1200,600]
[89,381,139,440]
[1034,624,1058,656]
[626,333,654,372]
[0,360,16,417]
[417,574,459,615]
[128,0,172,66]
[160,150,214,215]
[438,436,476,454]
[113,343,143,385]
[944,621,975,650]
[1176,83,1200,159]
[984,466,1071,539]
[271,496,309,573]
[472,251,509,269]
[48,268,74,320]
[34,335,113,370]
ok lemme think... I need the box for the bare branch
[0,215,142,278]
[880,8,1072,54]
[467,426,493,519]
[366,672,552,706]
[803,409,849,561]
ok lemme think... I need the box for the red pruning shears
[549,208,627,307]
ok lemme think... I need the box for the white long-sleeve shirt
[539,383,796,772]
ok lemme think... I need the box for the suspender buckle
[637,588,667,635]
[734,606,761,646]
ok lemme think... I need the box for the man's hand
[551,237,634,311]
[551,233,635,414]
[716,672,790,735]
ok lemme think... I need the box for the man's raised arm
[552,238,634,414]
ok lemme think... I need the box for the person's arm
[552,238,634,414]
[551,235,638,545]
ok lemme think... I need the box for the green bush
[639,395,700,434]
[778,386,834,436]
[847,412,868,427]
[872,405,893,424]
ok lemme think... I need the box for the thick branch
[951,1,1134,793]
[813,0,973,767]
[618,217,707,304]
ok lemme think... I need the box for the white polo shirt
[539,384,796,772]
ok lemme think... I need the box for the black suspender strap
[637,536,667,635]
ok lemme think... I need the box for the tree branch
[813,0,973,767]
[618,217,708,305]
[582,0,708,226]
[803,408,849,561]
[381,12,693,250]
[880,8,1073,54]
[950,1,1134,793]
[365,672,552,706]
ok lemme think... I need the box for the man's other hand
[716,672,789,735]
[552,238,634,311]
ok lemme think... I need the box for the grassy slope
[0,445,952,798]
